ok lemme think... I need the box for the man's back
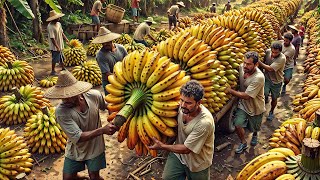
[168,5,179,16]
[133,22,150,40]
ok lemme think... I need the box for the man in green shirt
[227,51,265,154]
[149,80,215,180]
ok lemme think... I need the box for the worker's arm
[227,88,251,100]
[148,34,157,42]
[149,137,191,154]
[258,60,275,72]
[62,32,69,44]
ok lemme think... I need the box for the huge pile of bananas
[114,33,132,45]
[63,39,87,66]
[39,76,58,88]
[178,16,193,29]
[72,61,102,86]
[24,107,67,154]
[0,128,34,179]
[0,85,51,125]
[0,45,15,66]
[0,61,34,92]
[124,41,145,53]
[87,41,102,56]
[105,50,183,156]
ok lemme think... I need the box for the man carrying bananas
[227,51,266,154]
[92,27,128,95]
[167,1,185,30]
[258,41,286,121]
[149,80,215,180]
[133,17,157,47]
[44,70,119,180]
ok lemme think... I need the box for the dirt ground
[0,24,308,180]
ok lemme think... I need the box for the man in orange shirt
[131,0,140,23]
[90,0,106,33]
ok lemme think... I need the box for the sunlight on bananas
[39,76,58,88]
[87,41,102,56]
[24,107,67,154]
[72,61,102,86]
[114,33,132,45]
[0,45,15,66]
[124,41,145,53]
[63,39,87,66]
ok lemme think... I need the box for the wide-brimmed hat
[91,27,121,44]
[288,24,300,32]
[177,1,185,7]
[46,10,65,22]
[144,17,156,24]
[212,3,216,5]
[44,70,92,99]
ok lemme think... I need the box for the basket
[106,4,125,24]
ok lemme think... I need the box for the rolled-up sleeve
[56,115,82,144]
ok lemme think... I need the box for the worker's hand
[103,122,119,135]
[148,137,164,150]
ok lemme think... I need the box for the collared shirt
[174,105,215,172]
[133,22,151,41]
[55,89,106,161]
[90,0,102,16]
[263,49,286,84]
[47,22,64,51]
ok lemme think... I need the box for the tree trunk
[0,7,8,47]
[141,0,147,16]
[30,0,44,43]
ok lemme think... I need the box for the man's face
[271,48,281,59]
[62,95,81,107]
[283,38,291,47]
[179,95,200,114]
[102,41,113,51]
[291,29,298,34]
[243,57,257,74]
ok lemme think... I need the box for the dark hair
[283,32,293,41]
[180,80,204,102]
[244,51,259,64]
[271,41,282,51]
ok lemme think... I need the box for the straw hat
[44,70,92,99]
[144,17,156,24]
[288,24,300,32]
[91,27,121,44]
[177,1,185,7]
[46,10,65,22]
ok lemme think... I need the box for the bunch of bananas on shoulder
[87,40,102,57]
[24,107,67,154]
[114,33,132,45]
[105,50,183,157]
[63,39,87,66]
[72,60,102,86]
[0,60,34,92]
[0,128,34,179]
[0,85,51,125]
[124,41,145,53]
[39,76,58,88]
[0,45,15,66]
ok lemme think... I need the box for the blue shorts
[264,78,283,99]
[91,15,100,24]
[51,51,64,64]
[132,8,138,16]
[283,68,293,80]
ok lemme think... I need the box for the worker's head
[177,1,185,8]
[101,0,106,3]
[288,24,300,35]
[283,32,293,47]
[179,80,204,114]
[144,17,156,26]
[244,51,259,74]
[91,27,121,50]
[270,41,282,58]
[212,3,216,6]
[46,10,65,22]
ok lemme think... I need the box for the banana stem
[12,87,21,101]
[114,88,146,127]
[301,138,320,172]
[41,106,49,116]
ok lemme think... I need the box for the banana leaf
[44,0,61,13]
[7,0,34,19]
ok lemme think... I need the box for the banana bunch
[24,107,67,154]
[114,33,133,45]
[63,39,87,66]
[72,60,102,86]
[39,76,58,88]
[193,13,206,21]
[105,50,184,157]
[0,85,51,125]
[300,10,317,26]
[154,29,173,42]
[87,41,102,56]
[34,48,45,56]
[304,50,320,75]
[269,118,308,155]
[0,45,15,66]
[0,128,34,179]
[124,41,145,53]
[0,60,34,92]
[178,16,193,29]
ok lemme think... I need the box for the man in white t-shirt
[281,32,295,95]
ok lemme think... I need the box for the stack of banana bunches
[104,0,303,157]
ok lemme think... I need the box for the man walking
[149,80,215,180]
[167,1,185,30]
[210,3,216,13]
[92,27,128,95]
[47,10,69,75]
[281,32,296,95]
[223,1,232,13]
[44,70,118,180]
[259,41,286,121]
[131,0,140,23]
[90,0,106,33]
[227,51,265,154]
[133,17,157,47]
[289,24,301,65]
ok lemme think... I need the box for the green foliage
[68,0,84,6]
[45,0,61,13]
[7,0,34,19]
[61,10,91,26]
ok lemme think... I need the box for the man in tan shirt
[149,80,214,180]
[227,52,265,154]
[133,17,157,47]
[90,0,106,33]
[258,41,286,121]
[167,1,185,30]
